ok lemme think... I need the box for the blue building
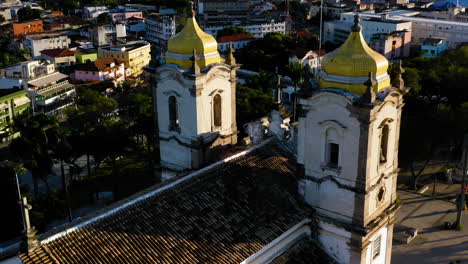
[421,38,447,57]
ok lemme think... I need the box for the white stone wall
[318,220,352,263]
[364,225,388,264]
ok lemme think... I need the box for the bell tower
[297,15,406,264]
[154,2,238,171]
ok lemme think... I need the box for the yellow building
[98,42,151,78]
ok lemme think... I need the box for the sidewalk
[392,187,468,264]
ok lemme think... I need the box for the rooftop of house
[0,88,26,100]
[19,139,333,264]
[40,48,75,58]
[422,38,446,46]
[217,34,254,43]
[74,57,121,72]
[99,42,150,52]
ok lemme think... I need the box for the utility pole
[454,134,468,229]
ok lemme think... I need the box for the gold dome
[166,7,221,69]
[319,15,391,94]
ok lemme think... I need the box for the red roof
[41,48,75,57]
[75,57,121,72]
[313,50,327,56]
[217,34,254,43]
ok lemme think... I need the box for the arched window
[213,94,222,127]
[168,96,179,131]
[325,128,340,168]
[380,124,389,163]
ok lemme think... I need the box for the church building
[15,8,406,264]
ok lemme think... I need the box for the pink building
[72,57,125,83]
[370,30,412,59]
[110,11,143,23]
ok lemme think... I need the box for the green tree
[0,163,24,242]
[236,84,275,127]
[96,12,111,24]
[217,26,252,38]
[17,6,42,22]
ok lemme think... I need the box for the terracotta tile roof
[20,140,313,264]
[270,239,336,264]
[217,34,254,43]
[74,57,120,72]
[40,48,75,58]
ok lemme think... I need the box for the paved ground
[392,185,468,264]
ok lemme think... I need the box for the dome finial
[352,14,362,32]
[187,1,195,17]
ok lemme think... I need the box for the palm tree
[285,62,308,121]
[10,113,57,198]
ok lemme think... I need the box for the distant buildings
[40,48,76,70]
[83,6,109,19]
[109,8,143,23]
[75,49,98,64]
[98,42,151,77]
[0,88,30,141]
[204,21,286,38]
[342,11,468,49]
[27,72,75,114]
[421,38,447,57]
[85,23,127,47]
[12,20,44,35]
[370,31,411,59]
[145,14,175,49]
[198,0,250,20]
[1,60,55,80]
[24,32,71,58]
[72,57,125,83]
[217,34,254,52]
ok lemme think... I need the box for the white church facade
[14,5,407,264]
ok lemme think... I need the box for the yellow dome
[166,11,221,69]
[319,15,391,94]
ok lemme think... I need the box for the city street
[392,186,468,264]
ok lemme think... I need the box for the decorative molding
[318,119,347,130]
[303,175,366,194]
[162,90,182,98]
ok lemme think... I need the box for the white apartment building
[1,60,55,80]
[83,6,109,19]
[83,23,127,47]
[145,14,175,48]
[342,11,468,49]
[203,20,286,38]
[23,33,71,58]
[324,14,412,44]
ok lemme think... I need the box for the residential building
[40,48,76,70]
[217,34,254,52]
[421,38,447,57]
[125,16,146,37]
[75,49,98,63]
[27,72,75,114]
[0,88,30,141]
[1,60,55,80]
[198,0,249,20]
[12,20,43,35]
[86,23,127,47]
[98,42,151,77]
[341,11,468,49]
[0,7,11,21]
[124,4,158,12]
[203,21,286,38]
[145,14,175,49]
[370,30,411,59]
[24,32,71,58]
[72,57,125,83]
[109,8,143,23]
[324,14,412,45]
[83,6,109,19]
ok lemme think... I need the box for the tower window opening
[327,143,339,168]
[213,94,222,127]
[380,125,389,163]
[169,96,179,131]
